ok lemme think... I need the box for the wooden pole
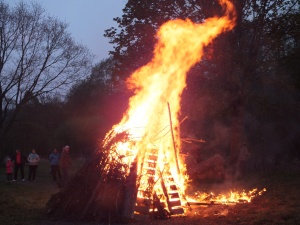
[167,102,180,174]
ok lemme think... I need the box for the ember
[188,188,267,205]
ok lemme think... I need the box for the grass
[0,159,84,225]
[1,159,300,225]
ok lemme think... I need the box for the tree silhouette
[0,1,93,157]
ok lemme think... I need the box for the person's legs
[62,167,69,180]
[14,164,20,180]
[51,165,57,181]
[20,165,25,180]
[32,165,38,180]
[61,167,66,180]
[57,165,62,179]
[28,165,32,181]
[60,167,69,187]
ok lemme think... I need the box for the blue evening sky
[8,0,126,63]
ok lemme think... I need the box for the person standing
[5,156,13,183]
[27,149,40,181]
[11,149,27,181]
[49,148,61,181]
[59,145,72,181]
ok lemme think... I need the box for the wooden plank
[169,192,180,199]
[171,207,184,214]
[169,200,182,207]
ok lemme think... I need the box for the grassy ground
[0,159,85,225]
[1,159,300,225]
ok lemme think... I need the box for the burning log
[151,192,171,219]
[46,138,184,223]
[186,188,267,206]
[167,102,180,175]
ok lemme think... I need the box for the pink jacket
[6,160,13,174]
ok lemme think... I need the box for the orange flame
[188,188,267,205]
[103,0,237,213]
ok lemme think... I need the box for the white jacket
[28,153,40,165]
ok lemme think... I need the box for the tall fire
[46,0,266,222]
[102,0,241,219]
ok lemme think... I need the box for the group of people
[5,149,40,182]
[5,145,71,184]
[49,146,72,182]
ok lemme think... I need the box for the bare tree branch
[0,1,93,140]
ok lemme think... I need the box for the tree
[179,0,300,171]
[63,58,129,156]
[104,0,300,173]
[3,94,67,157]
[0,1,93,157]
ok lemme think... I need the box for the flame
[102,0,237,213]
[188,188,267,205]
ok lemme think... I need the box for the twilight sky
[8,0,126,63]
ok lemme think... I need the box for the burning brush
[46,0,266,223]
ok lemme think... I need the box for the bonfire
[46,0,264,223]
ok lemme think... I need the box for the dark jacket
[11,152,27,165]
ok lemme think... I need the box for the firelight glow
[101,0,261,213]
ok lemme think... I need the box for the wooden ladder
[134,148,184,219]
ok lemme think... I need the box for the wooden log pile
[46,156,125,221]
[46,133,130,223]
[46,131,185,223]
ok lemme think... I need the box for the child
[5,156,13,183]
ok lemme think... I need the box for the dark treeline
[0,0,93,159]
[104,0,300,177]
[1,58,129,159]
[1,0,300,179]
